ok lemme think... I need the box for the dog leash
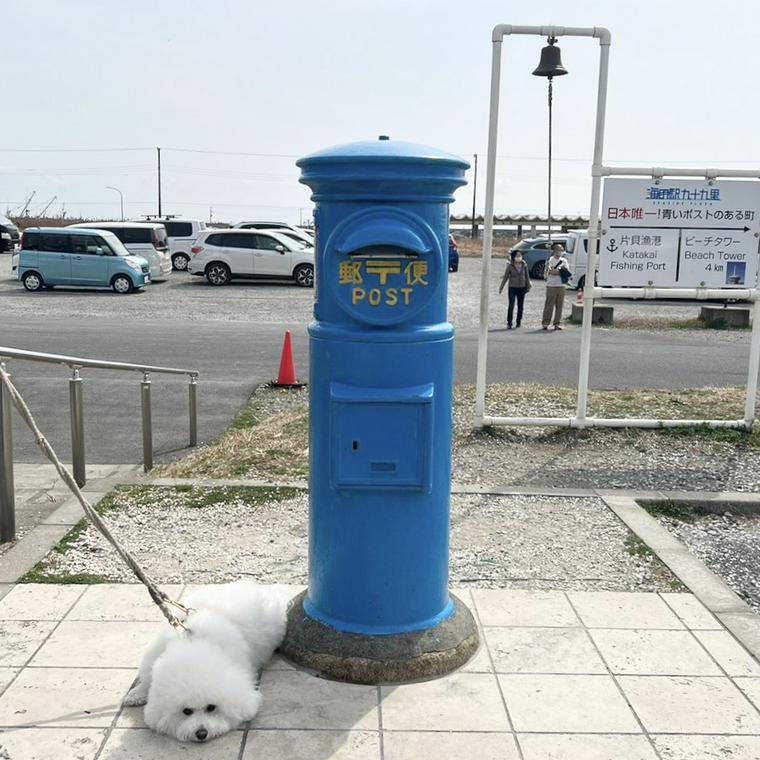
[0,365,189,632]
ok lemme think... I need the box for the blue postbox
[283,137,476,681]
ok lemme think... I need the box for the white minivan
[68,221,172,280]
[188,229,314,287]
[136,217,207,271]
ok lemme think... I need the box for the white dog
[123,580,289,743]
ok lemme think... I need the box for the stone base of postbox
[281,591,479,684]
[570,303,614,326]
[699,306,751,329]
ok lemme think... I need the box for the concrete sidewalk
[1,584,760,759]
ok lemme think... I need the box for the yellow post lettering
[352,288,366,305]
[385,288,398,306]
[368,288,382,306]
[400,287,414,305]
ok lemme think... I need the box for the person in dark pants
[498,250,532,329]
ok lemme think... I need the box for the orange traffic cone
[271,330,304,388]
[576,287,584,305]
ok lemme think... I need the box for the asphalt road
[1,255,753,464]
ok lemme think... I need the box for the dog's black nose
[195,728,208,741]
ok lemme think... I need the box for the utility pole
[157,147,162,217]
[470,154,478,239]
[209,205,213,224]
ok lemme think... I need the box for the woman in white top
[541,242,571,330]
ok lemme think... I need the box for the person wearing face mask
[498,249,532,329]
[542,242,571,331]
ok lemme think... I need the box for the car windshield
[102,233,132,257]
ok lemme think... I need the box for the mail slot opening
[348,245,419,259]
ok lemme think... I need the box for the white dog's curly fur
[123,580,289,743]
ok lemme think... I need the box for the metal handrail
[0,346,198,377]
[0,347,200,543]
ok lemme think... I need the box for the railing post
[141,372,153,472]
[189,375,198,447]
[0,362,15,543]
[69,368,86,487]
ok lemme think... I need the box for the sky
[2,0,759,225]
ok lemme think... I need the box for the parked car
[258,228,313,249]
[68,221,171,280]
[16,227,150,293]
[448,234,459,272]
[509,235,570,279]
[0,214,20,253]
[188,229,314,287]
[136,217,207,271]
[233,221,314,246]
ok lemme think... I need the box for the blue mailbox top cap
[297,137,469,169]
[298,138,470,202]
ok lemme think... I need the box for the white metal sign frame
[475,24,760,431]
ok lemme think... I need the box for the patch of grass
[51,518,89,555]
[640,499,697,523]
[179,485,302,508]
[156,387,309,480]
[613,317,749,331]
[21,518,111,583]
[20,569,111,584]
[229,400,263,431]
[106,484,304,510]
[624,532,656,560]
[661,425,748,444]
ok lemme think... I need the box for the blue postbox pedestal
[281,137,479,683]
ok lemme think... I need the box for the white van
[68,222,172,280]
[136,217,206,271]
[562,229,599,290]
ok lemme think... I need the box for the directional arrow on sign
[610,225,752,232]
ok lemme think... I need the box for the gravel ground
[26,486,681,592]
[1,253,746,337]
[657,512,760,614]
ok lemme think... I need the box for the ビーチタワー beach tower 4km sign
[600,179,760,288]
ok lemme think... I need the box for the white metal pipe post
[474,29,504,420]
[575,35,611,425]
[745,298,760,427]
[475,25,612,424]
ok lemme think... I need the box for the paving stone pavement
[1,584,760,759]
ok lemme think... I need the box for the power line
[0,147,152,153]
[164,147,301,159]
[1,145,758,164]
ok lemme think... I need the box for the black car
[0,215,20,253]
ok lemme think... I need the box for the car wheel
[22,272,44,292]
[206,263,231,286]
[172,253,190,271]
[294,263,314,288]
[112,274,134,294]
[531,260,546,279]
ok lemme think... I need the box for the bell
[532,37,568,78]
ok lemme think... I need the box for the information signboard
[599,179,760,288]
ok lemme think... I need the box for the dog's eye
[206,704,216,713]
[182,708,194,716]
